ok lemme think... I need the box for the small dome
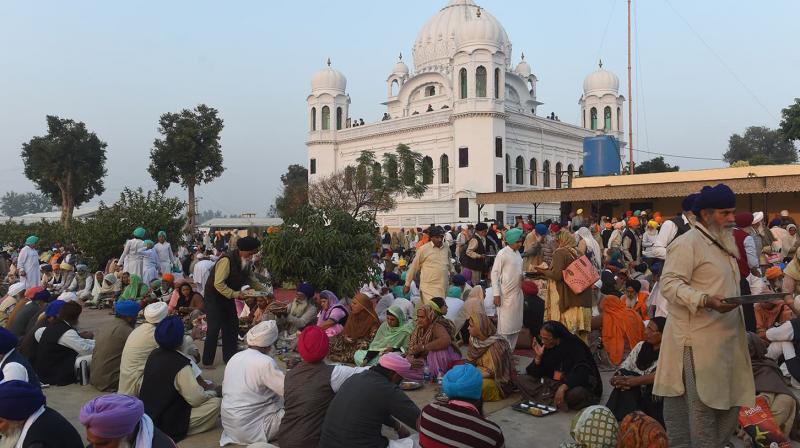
[515,52,531,77]
[583,60,619,94]
[311,59,347,93]
[392,53,409,75]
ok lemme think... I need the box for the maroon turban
[298,325,329,363]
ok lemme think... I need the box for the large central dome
[412,0,511,72]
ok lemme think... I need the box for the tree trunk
[186,183,196,236]
[60,188,74,231]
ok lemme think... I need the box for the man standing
[621,217,642,264]
[655,184,754,447]
[0,380,83,447]
[460,222,489,286]
[202,236,266,366]
[651,194,697,261]
[90,300,139,392]
[16,236,40,290]
[491,227,525,349]
[120,227,146,279]
[80,394,176,448]
[154,231,177,276]
[403,226,453,304]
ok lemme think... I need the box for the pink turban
[378,352,412,378]
[80,394,144,438]
[298,325,329,363]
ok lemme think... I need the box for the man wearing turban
[140,316,220,442]
[118,302,169,396]
[154,230,177,278]
[0,282,26,327]
[202,236,267,367]
[621,217,642,264]
[16,236,40,290]
[120,227,146,280]
[89,300,140,392]
[404,226,454,304]
[491,227,525,349]
[33,301,94,386]
[650,193,697,261]
[220,321,285,445]
[277,325,368,448]
[0,380,83,447]
[0,326,39,386]
[655,184,754,447]
[81,394,175,448]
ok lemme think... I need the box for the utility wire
[632,147,725,161]
[595,0,619,65]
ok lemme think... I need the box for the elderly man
[621,217,642,264]
[0,380,83,447]
[403,226,454,304]
[320,352,420,448]
[16,236,41,290]
[0,282,26,327]
[0,327,39,386]
[81,394,176,448]
[118,302,168,396]
[492,227,525,349]
[460,222,489,286]
[140,316,220,442]
[277,325,368,448]
[90,300,140,392]
[34,301,94,385]
[655,184,755,447]
[220,321,285,445]
[202,236,266,366]
[67,264,94,301]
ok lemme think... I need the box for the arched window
[555,162,563,189]
[422,156,434,185]
[543,160,551,188]
[617,107,621,131]
[515,156,524,185]
[530,158,538,186]
[440,154,449,184]
[590,107,597,130]
[336,107,343,130]
[567,164,574,187]
[604,106,612,130]
[321,106,330,130]
[310,107,317,131]
[425,86,436,97]
[494,68,501,99]
[476,66,487,97]
[505,154,511,183]
[459,68,468,99]
[391,80,399,96]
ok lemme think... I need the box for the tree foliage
[273,164,308,220]
[0,192,54,217]
[148,104,224,232]
[724,126,798,166]
[261,206,378,296]
[633,156,679,174]
[780,98,800,142]
[21,115,107,228]
[308,144,429,219]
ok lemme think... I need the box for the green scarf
[120,274,146,300]
[367,306,413,352]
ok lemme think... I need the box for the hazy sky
[1,0,797,215]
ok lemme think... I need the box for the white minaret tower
[579,60,625,140]
[307,59,349,180]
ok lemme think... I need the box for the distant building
[2,205,100,224]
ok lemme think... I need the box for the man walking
[404,226,453,304]
[655,184,754,447]
[16,236,40,290]
[491,227,525,349]
[460,222,489,286]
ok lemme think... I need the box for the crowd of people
[1,186,800,446]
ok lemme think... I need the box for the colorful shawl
[616,411,668,448]
[342,293,379,340]
[466,313,514,390]
[367,305,413,352]
[600,295,645,365]
[120,274,146,300]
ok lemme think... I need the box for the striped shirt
[418,400,504,448]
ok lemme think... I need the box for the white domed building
[307,0,626,226]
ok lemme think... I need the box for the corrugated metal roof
[199,217,283,228]
[4,206,100,224]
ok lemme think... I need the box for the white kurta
[490,246,524,336]
[142,248,160,285]
[220,349,285,445]
[17,245,40,289]
[120,238,145,279]
[154,242,175,275]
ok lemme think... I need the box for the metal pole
[627,0,634,174]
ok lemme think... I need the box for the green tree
[21,116,107,229]
[633,156,679,174]
[273,164,308,220]
[724,126,798,166]
[148,104,224,234]
[261,205,378,296]
[0,192,54,217]
[779,98,800,142]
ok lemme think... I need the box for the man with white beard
[80,394,176,448]
[0,380,83,448]
[655,184,754,447]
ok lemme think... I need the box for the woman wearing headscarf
[406,304,462,379]
[453,285,487,343]
[747,332,800,439]
[560,405,619,448]
[516,321,602,411]
[606,317,666,423]
[575,227,602,272]
[616,411,669,448]
[608,221,625,250]
[119,274,147,301]
[316,290,348,337]
[327,293,380,363]
[466,312,515,401]
[354,305,413,366]
[537,230,593,341]
[599,295,646,367]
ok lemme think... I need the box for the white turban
[246,321,278,348]
[144,302,168,324]
[58,292,78,303]
[7,283,25,298]
[753,211,765,225]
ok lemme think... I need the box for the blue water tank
[582,135,621,177]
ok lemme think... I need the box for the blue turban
[447,285,462,298]
[0,380,46,420]
[384,272,401,283]
[45,300,66,318]
[535,223,548,236]
[452,274,466,286]
[297,282,315,299]
[154,316,184,349]
[442,364,483,400]
[133,227,146,239]
[505,228,524,244]
[115,300,140,318]
[33,289,52,302]
[691,184,736,215]
[681,193,699,213]
[25,235,39,246]
[157,230,167,238]
[0,327,17,353]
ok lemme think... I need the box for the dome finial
[476,6,482,17]
[521,52,525,61]
[327,58,331,67]
[598,59,603,69]
[399,52,403,61]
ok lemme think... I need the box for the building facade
[307,0,625,227]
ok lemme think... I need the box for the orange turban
[627,217,640,227]
[765,266,783,280]
[162,273,174,283]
